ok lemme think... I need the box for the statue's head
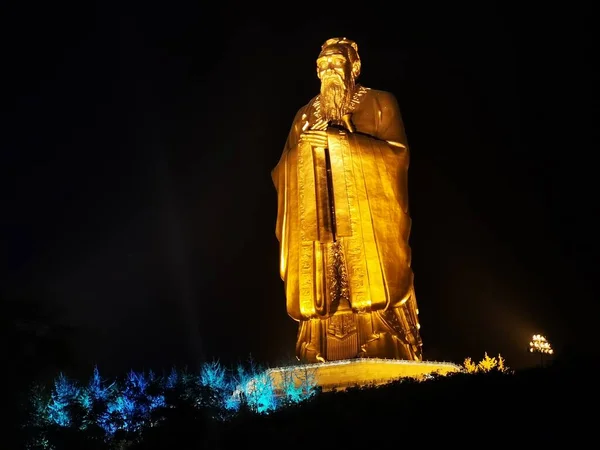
[316,37,361,122]
[316,37,361,83]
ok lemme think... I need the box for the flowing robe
[272,86,422,361]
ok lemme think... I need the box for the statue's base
[266,358,462,393]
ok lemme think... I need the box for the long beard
[319,74,355,123]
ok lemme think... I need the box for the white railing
[267,358,463,374]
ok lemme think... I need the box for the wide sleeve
[373,91,409,147]
[272,107,306,242]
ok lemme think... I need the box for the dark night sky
[2,2,596,376]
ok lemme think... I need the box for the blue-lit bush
[46,373,79,428]
[25,359,318,448]
[228,362,278,414]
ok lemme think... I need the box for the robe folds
[272,87,418,323]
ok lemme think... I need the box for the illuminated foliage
[28,384,49,429]
[462,357,478,374]
[278,370,304,404]
[200,360,227,389]
[274,365,319,407]
[78,366,113,431]
[199,360,234,420]
[228,358,278,414]
[31,359,307,442]
[23,385,52,449]
[165,367,178,389]
[478,352,498,372]
[104,370,165,434]
[295,365,318,400]
[462,353,510,374]
[226,364,251,412]
[47,373,79,427]
[247,371,277,413]
[497,354,508,372]
[25,356,523,449]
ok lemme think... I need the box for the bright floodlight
[529,334,554,355]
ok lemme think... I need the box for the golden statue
[272,37,423,363]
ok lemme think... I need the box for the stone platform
[265,358,463,392]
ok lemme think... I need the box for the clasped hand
[299,129,328,148]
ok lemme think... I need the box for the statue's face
[317,46,356,122]
[316,51,352,85]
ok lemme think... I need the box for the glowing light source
[529,334,554,355]
[529,334,553,369]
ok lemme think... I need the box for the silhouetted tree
[2,290,75,448]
